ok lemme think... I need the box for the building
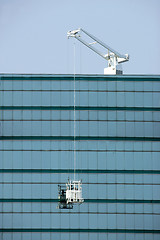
[0,74,160,240]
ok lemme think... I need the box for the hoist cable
[73,42,76,181]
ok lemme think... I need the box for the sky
[0,0,160,75]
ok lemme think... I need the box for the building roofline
[0,73,160,77]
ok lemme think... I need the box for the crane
[67,28,129,75]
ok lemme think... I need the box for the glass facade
[0,74,160,240]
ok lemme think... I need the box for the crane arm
[74,32,108,61]
[80,28,125,59]
[67,28,129,75]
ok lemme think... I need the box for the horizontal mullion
[1,120,158,123]
[1,75,160,81]
[1,90,159,93]
[0,136,160,141]
[0,228,160,233]
[1,106,160,111]
[0,199,160,204]
[1,182,159,186]
[0,169,160,174]
[0,150,159,152]
[1,212,160,215]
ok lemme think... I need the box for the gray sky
[0,0,160,75]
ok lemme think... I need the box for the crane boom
[67,28,129,75]
[81,28,125,59]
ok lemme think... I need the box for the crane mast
[67,28,129,75]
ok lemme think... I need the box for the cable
[73,42,76,181]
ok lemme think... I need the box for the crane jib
[67,28,129,75]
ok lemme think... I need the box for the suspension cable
[73,42,76,181]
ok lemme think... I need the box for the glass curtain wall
[0,74,160,240]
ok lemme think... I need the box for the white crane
[67,28,129,75]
